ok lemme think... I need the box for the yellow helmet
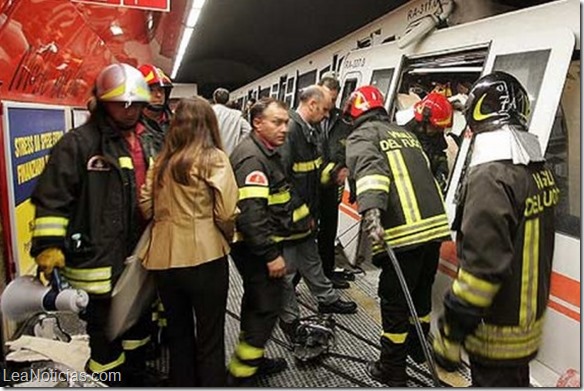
[95,63,151,104]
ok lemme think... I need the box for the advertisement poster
[4,105,66,276]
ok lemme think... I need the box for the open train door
[444,27,576,228]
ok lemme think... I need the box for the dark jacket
[319,107,353,187]
[30,112,156,296]
[280,110,322,221]
[230,133,311,263]
[137,109,172,155]
[406,120,449,193]
[346,110,450,255]
[446,160,558,365]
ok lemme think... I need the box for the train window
[286,78,295,94]
[260,87,270,98]
[340,78,358,106]
[545,60,580,237]
[319,66,331,80]
[369,68,395,103]
[294,70,317,106]
[492,49,551,126]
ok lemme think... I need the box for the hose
[382,241,442,387]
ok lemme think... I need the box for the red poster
[122,0,169,11]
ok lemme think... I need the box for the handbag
[106,222,156,341]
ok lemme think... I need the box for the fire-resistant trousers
[376,241,440,383]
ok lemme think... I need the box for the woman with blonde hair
[140,96,238,387]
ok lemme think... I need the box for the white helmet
[95,63,151,104]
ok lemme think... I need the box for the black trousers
[376,242,440,383]
[232,247,284,349]
[82,296,151,386]
[318,184,342,278]
[470,359,530,387]
[153,258,229,387]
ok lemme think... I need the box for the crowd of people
[30,63,557,387]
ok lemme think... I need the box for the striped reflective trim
[88,352,125,373]
[452,268,500,308]
[386,150,421,224]
[148,156,154,167]
[293,157,322,173]
[67,279,112,294]
[228,356,258,378]
[99,84,126,101]
[381,332,408,344]
[272,230,311,243]
[235,340,264,360]
[63,266,112,281]
[320,162,335,184]
[238,186,269,200]
[32,216,69,237]
[268,190,291,205]
[118,156,133,169]
[292,204,310,222]
[410,313,431,324]
[385,214,449,240]
[122,335,151,351]
[371,220,451,252]
[465,319,544,360]
[356,175,390,195]
[520,218,539,326]
[99,83,150,102]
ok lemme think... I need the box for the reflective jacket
[30,113,156,296]
[448,161,558,365]
[230,133,311,263]
[346,111,450,255]
[319,108,352,185]
[280,110,322,221]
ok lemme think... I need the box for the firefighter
[407,92,453,193]
[30,63,156,386]
[138,64,173,154]
[345,85,451,386]
[317,73,354,289]
[432,72,559,387]
[227,97,312,386]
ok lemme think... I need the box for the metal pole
[382,242,441,387]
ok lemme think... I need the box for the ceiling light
[171,0,206,79]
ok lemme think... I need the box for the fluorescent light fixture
[110,24,123,36]
[186,8,201,27]
[171,0,206,79]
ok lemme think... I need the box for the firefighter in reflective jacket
[227,98,312,386]
[407,92,453,193]
[432,72,559,387]
[138,64,173,154]
[30,64,156,385]
[345,85,451,386]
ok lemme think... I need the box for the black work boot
[330,275,350,289]
[257,357,288,376]
[367,360,407,387]
[318,299,357,314]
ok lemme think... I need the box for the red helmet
[343,85,385,118]
[413,92,453,128]
[138,64,173,89]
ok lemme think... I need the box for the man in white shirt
[212,88,252,155]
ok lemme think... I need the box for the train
[231,0,580,385]
[0,0,579,386]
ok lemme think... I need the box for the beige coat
[139,149,239,270]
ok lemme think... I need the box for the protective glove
[35,247,65,277]
[363,208,384,246]
[432,317,462,372]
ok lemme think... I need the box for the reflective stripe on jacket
[346,112,450,253]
